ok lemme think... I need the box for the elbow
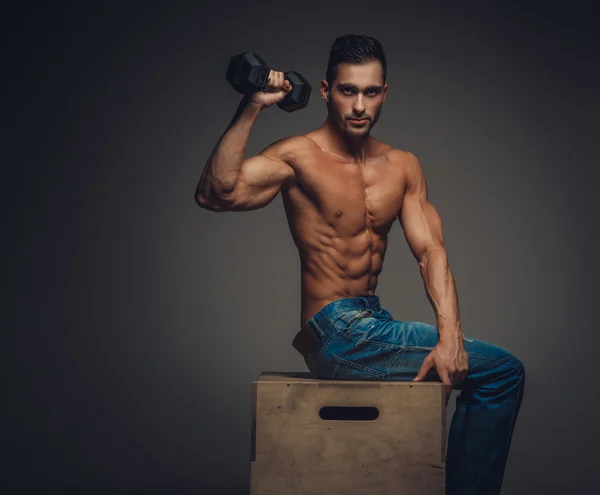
[194,191,210,209]
[194,190,232,212]
[195,173,237,211]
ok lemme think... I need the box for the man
[196,34,525,495]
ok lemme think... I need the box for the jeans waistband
[309,296,382,334]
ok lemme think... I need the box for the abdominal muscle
[298,229,388,327]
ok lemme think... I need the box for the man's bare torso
[278,131,410,327]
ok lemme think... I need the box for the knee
[492,342,525,382]
[511,355,526,382]
[496,348,526,385]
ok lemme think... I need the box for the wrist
[243,94,264,111]
[248,100,264,110]
[437,324,464,343]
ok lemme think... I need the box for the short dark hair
[325,34,387,88]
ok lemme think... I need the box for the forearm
[419,246,464,344]
[197,96,262,200]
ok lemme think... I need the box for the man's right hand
[250,70,293,108]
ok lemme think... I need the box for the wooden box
[250,372,446,494]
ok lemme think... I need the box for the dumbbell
[226,52,311,112]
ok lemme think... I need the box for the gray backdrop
[6,1,600,494]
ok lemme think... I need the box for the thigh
[378,320,524,387]
[313,312,524,387]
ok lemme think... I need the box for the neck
[320,116,372,164]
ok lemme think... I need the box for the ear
[320,79,329,102]
[383,83,388,102]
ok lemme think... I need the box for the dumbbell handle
[230,52,292,92]
[226,52,311,112]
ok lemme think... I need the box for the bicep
[399,156,444,262]
[228,147,296,211]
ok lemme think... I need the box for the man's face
[321,60,388,137]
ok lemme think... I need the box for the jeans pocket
[330,353,387,380]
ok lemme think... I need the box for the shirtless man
[196,34,525,495]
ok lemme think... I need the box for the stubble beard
[327,101,374,138]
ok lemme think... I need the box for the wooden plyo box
[250,372,446,495]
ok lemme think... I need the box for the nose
[353,94,365,114]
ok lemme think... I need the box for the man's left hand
[413,339,469,401]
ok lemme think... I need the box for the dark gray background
[6,1,599,494]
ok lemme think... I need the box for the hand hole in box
[319,406,379,421]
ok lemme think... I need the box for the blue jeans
[294,295,525,495]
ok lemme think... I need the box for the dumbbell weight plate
[226,52,270,94]
[277,70,311,112]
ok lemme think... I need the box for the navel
[335,210,343,218]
